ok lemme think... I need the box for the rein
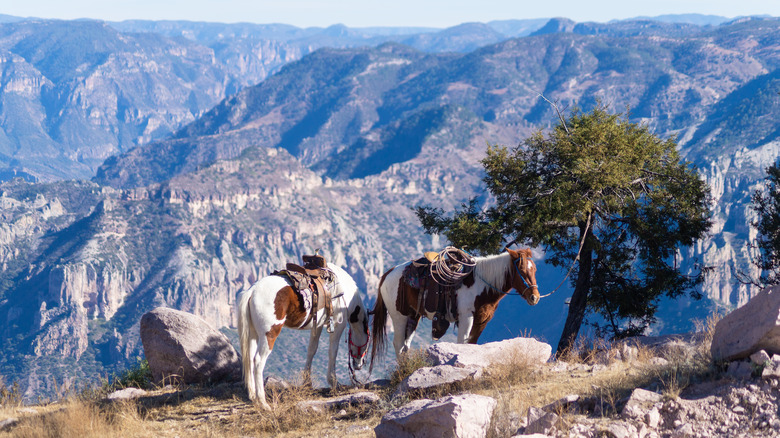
[536,211,593,299]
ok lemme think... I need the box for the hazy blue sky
[2,0,779,28]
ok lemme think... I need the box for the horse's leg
[326,320,346,389]
[303,324,324,386]
[245,335,259,400]
[390,312,419,357]
[463,301,498,344]
[401,313,420,353]
[252,313,282,411]
[466,321,489,344]
[253,336,274,410]
[457,315,475,343]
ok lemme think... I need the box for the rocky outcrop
[711,285,780,360]
[139,307,241,384]
[501,346,780,438]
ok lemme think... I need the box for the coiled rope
[429,246,476,286]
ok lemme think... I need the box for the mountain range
[0,14,778,399]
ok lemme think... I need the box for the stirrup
[431,313,450,340]
[326,317,335,333]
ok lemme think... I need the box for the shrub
[104,358,154,392]
[0,377,22,408]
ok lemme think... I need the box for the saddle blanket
[297,287,314,327]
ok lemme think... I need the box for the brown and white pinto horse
[237,264,369,410]
[370,248,540,365]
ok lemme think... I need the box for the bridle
[348,326,369,361]
[339,293,370,385]
[472,251,539,303]
[512,253,539,302]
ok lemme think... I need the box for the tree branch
[537,93,570,134]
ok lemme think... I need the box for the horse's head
[329,264,370,371]
[507,247,540,306]
[347,302,370,370]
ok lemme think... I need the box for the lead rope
[537,211,592,299]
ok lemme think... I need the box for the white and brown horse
[237,264,369,410]
[370,248,540,365]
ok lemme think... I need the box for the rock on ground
[394,365,483,396]
[296,391,381,413]
[711,284,780,361]
[375,394,497,438]
[621,388,662,419]
[105,387,148,401]
[0,418,18,432]
[140,307,241,385]
[427,337,551,370]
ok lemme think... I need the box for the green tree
[417,105,711,355]
[749,162,780,286]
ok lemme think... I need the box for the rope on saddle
[429,246,476,287]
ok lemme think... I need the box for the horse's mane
[473,252,511,288]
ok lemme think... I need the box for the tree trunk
[555,222,593,357]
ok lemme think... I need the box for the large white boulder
[711,285,780,361]
[140,307,241,384]
[427,337,551,369]
[375,394,497,438]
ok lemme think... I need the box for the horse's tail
[237,287,255,397]
[369,270,391,373]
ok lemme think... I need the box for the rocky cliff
[0,17,553,184]
[0,146,449,396]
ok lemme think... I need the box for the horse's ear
[505,247,519,258]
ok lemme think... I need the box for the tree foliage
[750,162,780,286]
[417,105,711,354]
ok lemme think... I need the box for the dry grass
[0,381,382,438]
[0,399,145,438]
[388,348,432,389]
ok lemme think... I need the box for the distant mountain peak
[322,23,355,37]
[530,17,577,36]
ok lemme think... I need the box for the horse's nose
[529,294,540,306]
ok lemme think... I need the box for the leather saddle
[275,253,335,329]
[403,249,466,340]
